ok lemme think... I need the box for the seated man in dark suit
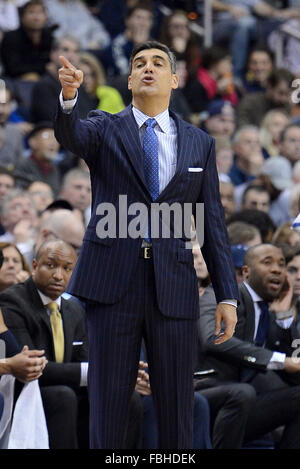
[0,238,142,448]
[197,243,300,448]
[0,239,87,448]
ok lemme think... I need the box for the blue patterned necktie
[255,301,270,347]
[143,118,159,242]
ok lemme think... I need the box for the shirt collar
[37,289,61,311]
[243,281,263,303]
[132,106,171,134]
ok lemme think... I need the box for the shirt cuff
[275,316,294,329]
[59,90,78,113]
[80,362,88,386]
[267,351,286,370]
[219,300,237,307]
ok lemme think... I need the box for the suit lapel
[156,110,194,202]
[26,278,53,336]
[239,283,256,341]
[116,106,148,191]
[60,298,73,362]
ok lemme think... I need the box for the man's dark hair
[125,1,153,19]
[267,68,294,88]
[242,184,270,205]
[227,221,260,245]
[19,0,46,18]
[227,209,276,243]
[129,40,176,74]
[201,46,229,70]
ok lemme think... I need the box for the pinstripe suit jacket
[54,103,239,318]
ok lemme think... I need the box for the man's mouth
[142,76,155,84]
[49,283,64,290]
[268,278,282,291]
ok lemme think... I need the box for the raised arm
[54,55,105,162]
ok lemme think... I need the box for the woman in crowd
[0,242,30,292]
[79,52,125,114]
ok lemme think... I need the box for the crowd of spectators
[1,0,300,450]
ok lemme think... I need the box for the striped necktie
[143,118,159,242]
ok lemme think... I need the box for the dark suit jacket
[0,277,88,388]
[196,283,300,390]
[54,103,239,318]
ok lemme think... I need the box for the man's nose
[53,267,64,280]
[271,263,284,274]
[144,61,154,72]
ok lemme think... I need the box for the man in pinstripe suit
[54,40,239,449]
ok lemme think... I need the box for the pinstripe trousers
[85,255,198,449]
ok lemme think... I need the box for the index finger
[59,55,76,71]
[214,322,236,344]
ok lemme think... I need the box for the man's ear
[171,74,179,90]
[242,264,249,280]
[32,259,37,276]
[128,75,132,90]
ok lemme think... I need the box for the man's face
[51,39,80,69]
[235,129,261,159]
[280,126,300,164]
[205,111,235,138]
[243,189,270,213]
[61,177,91,212]
[242,245,286,301]
[1,195,37,232]
[21,4,47,30]
[219,182,235,220]
[0,174,14,204]
[287,255,300,297]
[29,129,60,161]
[248,51,273,84]
[267,80,291,107]
[128,48,178,101]
[32,243,77,300]
[28,181,54,213]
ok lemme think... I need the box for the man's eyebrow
[46,255,73,264]
[133,54,167,63]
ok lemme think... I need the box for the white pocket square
[72,341,83,346]
[188,167,203,172]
